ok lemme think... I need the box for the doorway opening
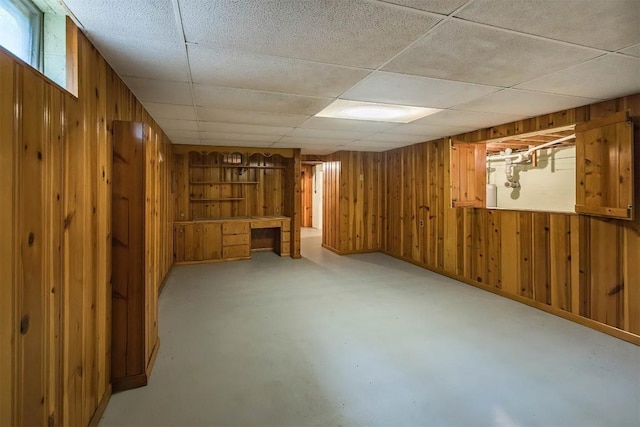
[301,161,323,240]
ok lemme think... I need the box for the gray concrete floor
[101,235,640,427]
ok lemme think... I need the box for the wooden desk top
[174,215,290,225]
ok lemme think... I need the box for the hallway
[100,236,640,426]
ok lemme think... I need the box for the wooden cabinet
[111,121,159,391]
[450,140,486,208]
[575,112,634,220]
[222,221,251,260]
[174,222,222,262]
[174,217,291,263]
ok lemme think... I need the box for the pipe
[487,134,575,162]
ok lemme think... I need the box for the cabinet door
[184,224,203,261]
[202,223,222,260]
[174,225,185,262]
[450,141,486,208]
[576,112,634,220]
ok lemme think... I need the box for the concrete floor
[101,234,640,427]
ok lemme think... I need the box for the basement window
[0,0,43,69]
[0,0,70,91]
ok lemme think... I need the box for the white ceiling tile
[342,71,500,108]
[275,141,346,150]
[63,0,182,43]
[169,137,201,145]
[144,102,197,120]
[413,109,527,128]
[198,132,281,143]
[123,77,192,104]
[379,0,468,15]
[297,117,397,133]
[188,45,370,97]
[619,44,640,58]
[92,36,189,81]
[196,108,309,127]
[179,0,442,68]
[194,85,332,116]
[286,128,373,140]
[456,0,640,51]
[156,118,198,131]
[384,123,474,137]
[345,140,413,148]
[300,148,338,155]
[365,133,430,143]
[516,55,640,99]
[278,136,353,146]
[453,89,599,116]
[198,122,292,135]
[383,19,601,87]
[165,129,200,139]
[199,140,274,148]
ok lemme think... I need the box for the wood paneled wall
[301,165,313,227]
[322,151,383,254]
[379,94,640,343]
[0,20,173,427]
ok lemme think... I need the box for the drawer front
[223,234,250,246]
[279,242,290,256]
[223,245,250,259]
[223,222,250,235]
[251,219,281,229]
[281,220,291,231]
[281,231,290,243]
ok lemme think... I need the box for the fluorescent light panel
[315,99,441,123]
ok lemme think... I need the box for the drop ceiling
[62,0,640,155]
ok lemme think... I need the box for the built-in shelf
[190,198,245,202]
[189,181,259,185]
[189,164,286,170]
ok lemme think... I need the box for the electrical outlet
[419,220,424,227]
[360,174,364,181]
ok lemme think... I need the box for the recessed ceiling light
[315,99,441,123]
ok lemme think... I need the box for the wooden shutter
[575,112,634,220]
[450,140,486,208]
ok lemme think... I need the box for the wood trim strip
[575,111,628,132]
[87,385,111,427]
[575,205,631,219]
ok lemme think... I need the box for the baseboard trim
[158,265,174,295]
[146,337,160,379]
[88,384,112,427]
[321,244,379,255]
[380,249,640,346]
[111,339,160,392]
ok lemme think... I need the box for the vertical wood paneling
[0,52,16,427]
[374,93,640,343]
[321,152,382,254]
[0,23,174,427]
[301,165,313,227]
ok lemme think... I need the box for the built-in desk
[173,216,291,264]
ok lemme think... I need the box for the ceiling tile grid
[382,19,603,87]
[178,0,444,68]
[62,0,640,155]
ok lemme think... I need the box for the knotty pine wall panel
[322,151,382,254]
[301,165,313,227]
[378,94,640,343]
[0,21,173,427]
